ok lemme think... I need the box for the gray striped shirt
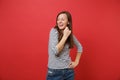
[48,28,83,69]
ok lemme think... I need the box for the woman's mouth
[58,24,64,27]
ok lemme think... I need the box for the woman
[47,11,83,80]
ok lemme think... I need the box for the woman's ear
[68,22,69,25]
[67,22,69,26]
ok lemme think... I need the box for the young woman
[47,11,83,80]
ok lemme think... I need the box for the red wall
[0,0,120,80]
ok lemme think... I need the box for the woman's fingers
[63,27,71,38]
[69,62,74,68]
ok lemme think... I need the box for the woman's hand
[63,27,71,38]
[69,61,79,69]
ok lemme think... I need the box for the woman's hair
[54,11,74,48]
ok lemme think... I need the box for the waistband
[48,67,74,71]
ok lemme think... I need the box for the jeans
[46,68,74,80]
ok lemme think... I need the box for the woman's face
[57,13,69,30]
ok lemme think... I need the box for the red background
[0,0,120,80]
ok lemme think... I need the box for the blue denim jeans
[46,68,74,80]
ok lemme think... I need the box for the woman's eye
[57,18,65,21]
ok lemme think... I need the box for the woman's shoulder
[50,27,57,31]
[50,27,58,34]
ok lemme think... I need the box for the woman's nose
[58,21,62,23]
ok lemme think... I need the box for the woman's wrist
[75,60,79,65]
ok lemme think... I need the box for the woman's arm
[75,52,82,65]
[48,27,71,57]
[69,35,83,68]
[69,52,82,68]
[56,27,71,56]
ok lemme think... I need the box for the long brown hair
[54,11,74,48]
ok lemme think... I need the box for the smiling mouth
[58,24,64,27]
